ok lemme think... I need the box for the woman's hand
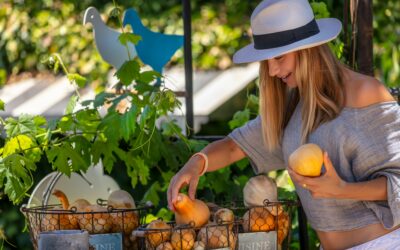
[288,152,348,199]
[167,157,203,211]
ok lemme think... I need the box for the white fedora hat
[233,0,342,63]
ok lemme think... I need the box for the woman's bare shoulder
[344,71,395,108]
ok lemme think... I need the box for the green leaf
[99,112,121,143]
[133,156,149,185]
[0,99,4,111]
[94,92,115,108]
[75,109,101,135]
[58,115,74,132]
[46,145,71,176]
[156,208,173,221]
[67,73,86,87]
[4,174,27,204]
[160,170,175,185]
[139,105,155,130]
[142,182,161,206]
[311,2,330,19]
[3,155,35,204]
[248,94,259,107]
[4,114,36,137]
[81,100,92,107]
[46,142,88,176]
[70,136,92,169]
[134,82,155,93]
[124,153,150,187]
[235,158,250,171]
[91,140,122,173]
[138,70,161,84]
[33,115,47,127]
[118,33,141,46]
[0,70,6,88]
[115,60,140,85]
[146,130,163,163]
[65,95,78,114]
[161,121,182,137]
[228,109,250,130]
[2,135,41,162]
[121,106,138,141]
[3,135,34,157]
[159,141,180,170]
[0,164,6,188]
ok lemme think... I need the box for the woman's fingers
[288,168,317,189]
[167,172,199,211]
[167,176,186,211]
[167,177,176,211]
[188,178,199,200]
[323,151,334,174]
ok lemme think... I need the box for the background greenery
[1,0,399,87]
[0,0,398,249]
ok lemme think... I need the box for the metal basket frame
[132,199,299,250]
[134,219,237,250]
[21,201,153,250]
[231,199,299,250]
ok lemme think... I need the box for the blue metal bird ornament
[122,8,184,76]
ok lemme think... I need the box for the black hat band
[253,19,320,50]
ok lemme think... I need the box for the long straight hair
[259,44,346,151]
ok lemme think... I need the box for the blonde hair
[259,44,345,151]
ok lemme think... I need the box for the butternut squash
[173,193,210,227]
[277,211,290,245]
[79,204,113,234]
[214,208,234,224]
[146,219,172,248]
[193,241,206,250]
[49,189,83,230]
[197,223,236,250]
[289,143,323,177]
[170,228,195,250]
[156,242,173,250]
[242,207,275,232]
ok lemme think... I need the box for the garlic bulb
[243,175,277,207]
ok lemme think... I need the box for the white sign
[238,232,277,250]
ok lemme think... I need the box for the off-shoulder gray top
[228,101,400,231]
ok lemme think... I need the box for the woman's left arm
[288,151,388,200]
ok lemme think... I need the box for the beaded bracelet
[191,152,209,176]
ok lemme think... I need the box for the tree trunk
[356,0,374,76]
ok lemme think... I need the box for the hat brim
[233,18,342,64]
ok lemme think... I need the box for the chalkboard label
[89,233,122,250]
[238,231,277,250]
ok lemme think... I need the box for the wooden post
[356,0,374,76]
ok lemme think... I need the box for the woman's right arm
[167,137,246,210]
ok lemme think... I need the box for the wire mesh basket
[132,219,237,250]
[21,200,154,250]
[131,199,298,250]
[230,199,299,250]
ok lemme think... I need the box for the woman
[167,0,400,249]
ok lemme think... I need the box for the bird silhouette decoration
[83,7,137,69]
[122,8,184,75]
